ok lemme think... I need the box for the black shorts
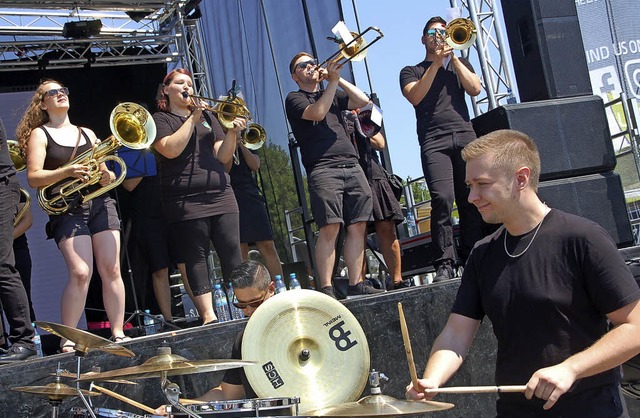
[235,188,274,244]
[370,177,404,224]
[136,217,183,273]
[308,164,372,228]
[48,195,121,245]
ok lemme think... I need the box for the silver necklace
[503,217,545,258]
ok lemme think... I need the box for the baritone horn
[37,102,156,215]
[8,140,31,226]
[316,26,384,71]
[442,18,476,50]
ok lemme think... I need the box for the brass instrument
[37,102,156,215]
[316,26,384,71]
[441,18,476,50]
[8,140,31,227]
[187,93,266,150]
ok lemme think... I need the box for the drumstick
[91,384,157,415]
[424,385,527,394]
[398,302,421,391]
[179,398,206,405]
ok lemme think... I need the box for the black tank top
[40,125,93,170]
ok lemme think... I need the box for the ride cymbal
[78,347,255,381]
[35,321,135,357]
[11,382,100,401]
[307,394,454,416]
[242,289,370,414]
[54,370,137,385]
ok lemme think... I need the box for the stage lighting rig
[62,19,102,39]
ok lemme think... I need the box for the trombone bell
[8,140,26,172]
[445,18,476,50]
[243,124,266,150]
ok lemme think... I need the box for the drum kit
[10,291,480,417]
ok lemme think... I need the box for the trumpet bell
[243,123,266,150]
[445,18,476,50]
[8,140,26,172]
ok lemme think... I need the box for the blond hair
[462,129,541,191]
[15,80,61,154]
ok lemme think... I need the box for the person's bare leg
[255,240,283,278]
[151,268,173,320]
[344,222,367,286]
[315,224,340,288]
[92,230,126,340]
[375,220,403,286]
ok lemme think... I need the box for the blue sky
[342,1,477,181]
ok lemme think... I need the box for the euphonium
[37,102,156,215]
[8,140,31,226]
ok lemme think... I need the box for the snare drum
[167,397,299,417]
[70,407,161,418]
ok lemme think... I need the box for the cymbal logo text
[328,320,358,352]
[262,361,284,389]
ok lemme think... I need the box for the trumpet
[37,102,156,215]
[8,139,31,226]
[315,26,384,72]
[438,18,476,50]
[185,93,266,150]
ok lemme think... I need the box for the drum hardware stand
[161,371,202,418]
[72,355,98,418]
[113,186,180,335]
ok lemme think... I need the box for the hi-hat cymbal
[78,347,255,381]
[306,394,454,416]
[54,370,137,385]
[11,382,101,401]
[242,289,370,414]
[35,321,135,357]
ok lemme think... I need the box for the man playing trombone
[399,16,487,281]
[286,52,382,298]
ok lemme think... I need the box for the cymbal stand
[161,371,202,418]
[72,354,97,418]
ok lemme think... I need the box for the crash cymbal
[35,321,135,358]
[242,289,370,414]
[78,347,255,381]
[54,370,137,385]
[306,394,454,416]
[11,382,101,401]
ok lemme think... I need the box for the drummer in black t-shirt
[285,52,382,298]
[399,16,486,281]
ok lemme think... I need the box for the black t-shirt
[453,209,640,406]
[152,111,237,223]
[0,117,15,179]
[229,149,258,189]
[285,89,358,172]
[399,58,474,142]
[222,330,257,399]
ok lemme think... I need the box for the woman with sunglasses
[152,68,245,325]
[16,80,127,351]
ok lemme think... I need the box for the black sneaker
[392,280,413,290]
[0,345,37,363]
[347,282,385,296]
[433,261,455,283]
[319,286,337,299]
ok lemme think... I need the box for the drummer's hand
[405,378,438,401]
[525,363,576,410]
[153,405,168,416]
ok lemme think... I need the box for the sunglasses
[293,59,317,73]
[44,87,69,97]
[426,28,446,37]
[232,291,268,310]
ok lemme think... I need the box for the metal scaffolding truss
[450,0,515,116]
[0,0,199,72]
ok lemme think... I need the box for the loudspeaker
[62,19,102,38]
[501,0,592,101]
[538,172,633,247]
[472,95,615,181]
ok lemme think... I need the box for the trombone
[315,26,384,71]
[437,18,476,51]
[186,93,266,150]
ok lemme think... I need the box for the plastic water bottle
[153,314,164,334]
[32,323,43,357]
[506,88,517,104]
[143,310,155,335]
[274,275,287,294]
[406,211,418,237]
[213,284,231,322]
[227,284,244,320]
[289,273,301,290]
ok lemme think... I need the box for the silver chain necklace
[503,217,545,258]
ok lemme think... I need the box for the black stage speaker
[501,0,592,101]
[538,172,633,247]
[472,95,615,181]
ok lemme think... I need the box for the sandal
[60,340,76,353]
[114,336,131,343]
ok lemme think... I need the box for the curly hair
[156,68,193,112]
[15,79,61,154]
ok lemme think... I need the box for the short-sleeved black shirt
[399,58,474,143]
[453,209,640,408]
[285,89,358,172]
[152,111,237,223]
[222,330,257,399]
